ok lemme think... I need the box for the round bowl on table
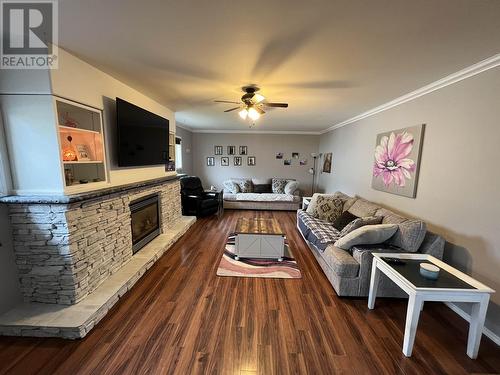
[420,262,440,280]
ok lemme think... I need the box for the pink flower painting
[373,131,416,187]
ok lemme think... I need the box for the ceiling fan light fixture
[253,93,265,104]
[248,107,260,121]
[238,108,248,120]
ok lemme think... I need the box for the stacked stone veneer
[8,179,181,305]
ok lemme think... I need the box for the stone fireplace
[130,194,161,254]
[4,177,183,305]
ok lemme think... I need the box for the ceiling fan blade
[224,107,240,112]
[263,102,288,108]
[215,100,240,104]
[255,107,265,115]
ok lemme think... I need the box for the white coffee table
[368,253,495,359]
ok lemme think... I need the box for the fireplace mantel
[0,174,184,204]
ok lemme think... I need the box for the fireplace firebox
[130,194,161,254]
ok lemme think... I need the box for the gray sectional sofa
[297,192,445,297]
[223,178,301,211]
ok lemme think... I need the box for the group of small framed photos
[275,152,307,166]
[207,145,255,167]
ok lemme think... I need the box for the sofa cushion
[252,178,272,185]
[272,178,288,194]
[339,215,383,237]
[315,195,344,222]
[297,210,341,251]
[387,219,427,252]
[347,198,380,217]
[376,208,407,224]
[253,184,272,193]
[322,245,360,278]
[223,180,239,194]
[284,180,299,195]
[332,211,358,231]
[234,193,298,202]
[235,179,252,193]
[335,224,398,250]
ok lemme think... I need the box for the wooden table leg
[467,294,489,359]
[368,260,380,310]
[403,293,423,357]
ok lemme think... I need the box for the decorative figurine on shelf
[64,169,74,186]
[62,135,78,161]
[62,112,79,128]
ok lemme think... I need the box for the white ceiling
[58,0,500,132]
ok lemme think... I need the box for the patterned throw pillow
[284,180,299,195]
[339,216,383,237]
[236,179,252,193]
[315,195,344,222]
[223,180,239,194]
[272,178,288,194]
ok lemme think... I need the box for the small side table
[302,196,312,210]
[204,189,223,218]
[368,253,495,359]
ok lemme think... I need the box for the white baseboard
[445,302,500,346]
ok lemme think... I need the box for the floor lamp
[309,153,318,195]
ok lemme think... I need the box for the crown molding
[175,122,193,132]
[321,53,500,134]
[191,129,322,135]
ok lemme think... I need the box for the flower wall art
[371,124,425,198]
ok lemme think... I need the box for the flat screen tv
[116,98,169,167]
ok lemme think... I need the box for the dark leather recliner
[179,176,219,217]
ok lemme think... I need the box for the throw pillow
[284,180,299,195]
[347,198,380,217]
[306,192,350,217]
[253,184,272,193]
[387,219,427,252]
[223,180,239,194]
[339,215,383,237]
[332,211,358,231]
[235,179,252,193]
[315,195,344,222]
[272,178,288,194]
[334,224,398,250]
[252,178,271,185]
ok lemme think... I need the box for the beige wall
[51,48,177,187]
[193,133,319,194]
[318,67,500,337]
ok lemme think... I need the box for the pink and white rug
[216,234,302,279]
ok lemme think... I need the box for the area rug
[216,234,302,279]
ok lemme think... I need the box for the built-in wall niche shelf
[63,160,104,165]
[56,98,108,191]
[167,131,176,171]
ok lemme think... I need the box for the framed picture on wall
[221,157,229,166]
[323,153,332,173]
[228,146,236,155]
[234,156,242,166]
[214,145,223,155]
[371,124,425,198]
[239,146,248,155]
[207,157,215,166]
[247,156,256,166]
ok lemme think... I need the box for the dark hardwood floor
[0,210,498,374]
